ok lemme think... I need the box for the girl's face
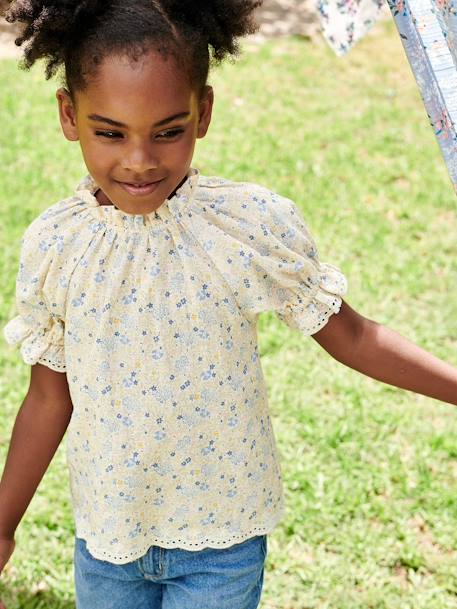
[57,49,213,214]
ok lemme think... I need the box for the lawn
[0,18,456,609]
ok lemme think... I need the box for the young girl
[0,1,455,608]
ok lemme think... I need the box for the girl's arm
[312,301,457,406]
[0,364,73,539]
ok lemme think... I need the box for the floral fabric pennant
[317,0,385,55]
[388,0,457,192]
[316,0,457,192]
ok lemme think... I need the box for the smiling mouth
[116,179,164,196]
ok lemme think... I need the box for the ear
[197,86,214,139]
[56,88,79,141]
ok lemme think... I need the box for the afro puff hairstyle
[4,0,262,94]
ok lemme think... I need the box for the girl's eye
[95,130,123,139]
[156,128,184,140]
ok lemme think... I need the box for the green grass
[1,19,457,609]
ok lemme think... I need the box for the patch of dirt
[253,0,321,42]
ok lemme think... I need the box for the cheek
[170,131,198,164]
[79,134,116,169]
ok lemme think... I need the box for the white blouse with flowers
[3,169,347,564]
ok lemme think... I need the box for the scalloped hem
[35,355,67,373]
[77,508,285,565]
[278,294,344,336]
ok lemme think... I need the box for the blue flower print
[55,235,65,254]
[201,512,216,526]
[122,288,138,305]
[174,355,189,372]
[97,335,116,353]
[178,233,196,258]
[239,251,254,270]
[116,413,133,428]
[201,364,216,381]
[89,221,105,235]
[127,522,142,539]
[195,327,210,340]
[176,436,191,451]
[169,272,185,291]
[227,450,245,466]
[82,383,98,401]
[196,284,211,301]
[228,374,243,391]
[122,371,139,388]
[121,396,141,412]
[149,263,161,278]
[101,385,112,396]
[151,462,173,477]
[145,303,168,321]
[124,452,140,468]
[206,194,226,215]
[118,493,135,504]
[196,407,210,418]
[197,482,210,491]
[145,384,173,405]
[116,333,130,346]
[201,440,216,456]
[59,275,69,289]
[151,347,164,361]
[202,239,215,252]
[71,292,86,307]
[252,195,268,214]
[39,239,51,253]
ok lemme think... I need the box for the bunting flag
[318,0,457,193]
[388,0,457,192]
[317,0,385,55]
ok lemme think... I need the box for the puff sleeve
[265,194,348,335]
[183,181,348,335]
[3,222,66,372]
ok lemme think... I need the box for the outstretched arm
[312,301,457,406]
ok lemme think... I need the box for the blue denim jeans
[74,534,267,609]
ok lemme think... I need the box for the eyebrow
[87,112,191,128]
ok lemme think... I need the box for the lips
[116,179,164,197]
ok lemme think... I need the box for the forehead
[76,50,196,121]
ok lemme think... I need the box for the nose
[121,141,159,173]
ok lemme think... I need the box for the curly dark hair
[4,0,262,94]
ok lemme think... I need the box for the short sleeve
[264,194,348,335]
[3,224,66,372]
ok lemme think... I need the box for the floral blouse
[3,169,347,564]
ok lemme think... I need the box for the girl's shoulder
[197,174,309,232]
[22,189,93,246]
[198,174,287,202]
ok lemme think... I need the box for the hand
[0,536,16,609]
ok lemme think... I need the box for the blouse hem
[76,511,285,564]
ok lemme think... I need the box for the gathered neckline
[75,169,199,229]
